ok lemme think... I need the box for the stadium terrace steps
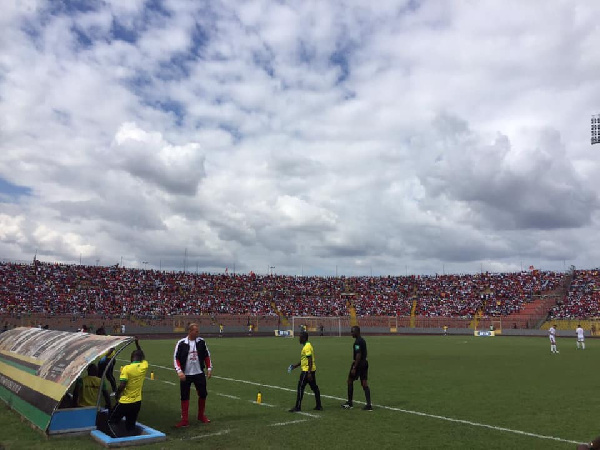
[347,301,358,327]
[270,302,290,327]
[469,310,483,330]
[409,300,417,328]
[505,293,562,329]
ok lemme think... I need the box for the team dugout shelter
[0,327,164,445]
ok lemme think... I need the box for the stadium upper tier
[548,269,600,319]
[0,262,575,319]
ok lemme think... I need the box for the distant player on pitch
[341,325,372,411]
[549,324,559,354]
[576,324,586,350]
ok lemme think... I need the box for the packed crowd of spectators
[549,269,600,319]
[0,262,565,319]
[410,271,563,318]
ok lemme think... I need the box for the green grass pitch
[0,335,595,449]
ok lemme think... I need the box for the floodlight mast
[592,114,600,145]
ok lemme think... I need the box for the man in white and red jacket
[173,322,212,427]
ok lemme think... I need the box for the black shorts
[348,361,368,381]
[180,373,208,400]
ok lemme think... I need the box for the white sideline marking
[211,375,580,445]
[130,360,582,445]
[249,400,275,407]
[188,429,231,440]
[296,411,319,418]
[147,377,176,385]
[269,419,307,427]
[215,392,241,400]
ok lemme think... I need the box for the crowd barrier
[1,314,586,336]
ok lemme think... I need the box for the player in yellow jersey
[73,363,111,408]
[108,338,147,436]
[288,331,322,412]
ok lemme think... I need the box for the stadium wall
[0,314,590,338]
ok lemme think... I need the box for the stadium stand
[548,269,600,320]
[0,262,570,332]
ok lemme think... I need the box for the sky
[1,0,600,277]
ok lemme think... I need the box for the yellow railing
[409,299,417,328]
[469,310,483,329]
[540,319,600,334]
[270,302,290,327]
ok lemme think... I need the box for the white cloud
[1,0,600,275]
[111,122,206,195]
[0,214,26,242]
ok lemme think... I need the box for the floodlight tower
[592,114,600,145]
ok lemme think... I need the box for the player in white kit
[549,325,559,354]
[576,325,586,350]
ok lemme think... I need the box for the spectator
[73,363,111,409]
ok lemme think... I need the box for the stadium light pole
[142,261,148,270]
[592,114,600,145]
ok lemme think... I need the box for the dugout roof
[0,327,133,432]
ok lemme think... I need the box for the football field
[0,335,594,449]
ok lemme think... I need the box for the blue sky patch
[0,177,32,203]
[47,0,99,15]
[145,0,172,19]
[218,124,242,143]
[154,98,185,125]
[189,23,209,58]
[110,17,140,44]
[330,49,350,84]
[71,25,94,49]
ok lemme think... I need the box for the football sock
[295,383,305,409]
[348,384,353,404]
[364,386,371,405]
[313,385,322,408]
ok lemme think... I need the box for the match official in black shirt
[341,326,372,410]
